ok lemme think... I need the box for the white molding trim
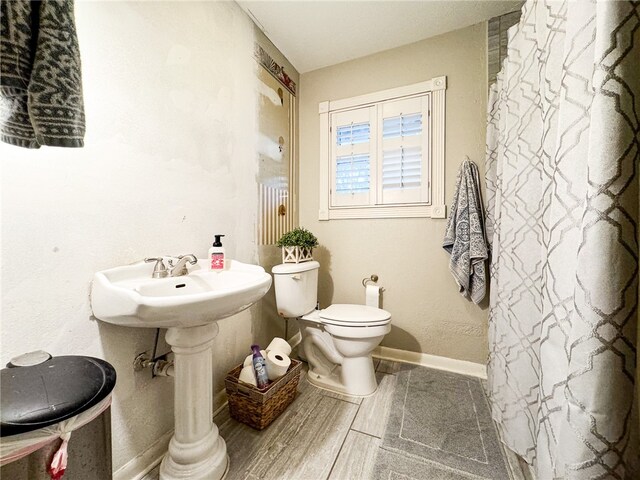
[431,75,447,91]
[329,79,434,112]
[318,101,329,114]
[318,101,330,220]
[373,346,487,379]
[327,204,433,220]
[213,389,229,416]
[431,78,446,214]
[113,429,172,480]
[430,205,446,218]
[113,391,230,480]
[319,76,447,221]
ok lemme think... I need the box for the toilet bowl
[272,262,391,397]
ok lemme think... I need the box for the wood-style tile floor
[142,359,530,480]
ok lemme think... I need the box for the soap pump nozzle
[213,234,225,247]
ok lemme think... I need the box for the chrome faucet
[168,254,198,277]
[145,257,169,279]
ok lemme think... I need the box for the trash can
[0,352,116,479]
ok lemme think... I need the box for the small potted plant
[276,227,319,264]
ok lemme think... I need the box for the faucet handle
[144,257,169,279]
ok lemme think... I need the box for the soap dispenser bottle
[209,234,225,271]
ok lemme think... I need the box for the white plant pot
[281,246,313,264]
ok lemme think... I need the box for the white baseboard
[213,388,228,416]
[113,391,229,480]
[113,332,302,479]
[372,346,487,379]
[113,429,172,480]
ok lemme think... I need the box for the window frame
[318,76,447,220]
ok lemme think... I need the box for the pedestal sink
[91,259,272,480]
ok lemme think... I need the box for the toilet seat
[324,322,391,339]
[319,304,391,327]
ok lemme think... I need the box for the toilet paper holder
[362,275,385,292]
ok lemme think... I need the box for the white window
[331,106,375,207]
[319,76,447,220]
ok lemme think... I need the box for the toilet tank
[272,261,319,318]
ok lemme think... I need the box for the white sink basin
[92,257,273,479]
[91,259,272,328]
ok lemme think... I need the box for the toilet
[272,261,391,397]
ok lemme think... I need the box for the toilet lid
[272,261,320,274]
[320,304,391,326]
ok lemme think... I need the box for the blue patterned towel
[1,0,85,148]
[442,159,488,304]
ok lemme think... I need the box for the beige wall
[0,1,261,472]
[298,22,489,364]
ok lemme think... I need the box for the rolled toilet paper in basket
[238,365,257,387]
[266,337,291,356]
[243,350,266,368]
[266,350,291,381]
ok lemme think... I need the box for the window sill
[319,204,446,220]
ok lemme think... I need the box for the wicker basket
[224,359,302,430]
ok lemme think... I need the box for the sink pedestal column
[160,323,228,480]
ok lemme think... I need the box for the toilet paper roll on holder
[362,275,385,292]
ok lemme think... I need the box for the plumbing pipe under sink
[153,359,175,377]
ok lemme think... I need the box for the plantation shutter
[330,106,376,207]
[378,96,430,204]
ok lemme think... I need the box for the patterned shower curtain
[485,1,639,479]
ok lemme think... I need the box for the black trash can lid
[1,355,117,437]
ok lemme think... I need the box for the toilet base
[305,356,378,397]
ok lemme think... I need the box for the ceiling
[238,1,523,73]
